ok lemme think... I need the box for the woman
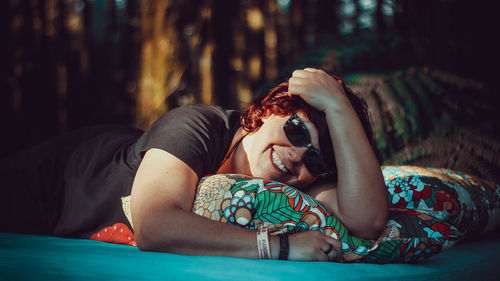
[0,68,387,261]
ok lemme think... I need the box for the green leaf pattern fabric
[192,165,500,263]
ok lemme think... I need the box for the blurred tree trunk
[229,0,251,108]
[289,0,306,60]
[212,0,238,109]
[61,0,88,132]
[69,0,92,127]
[2,0,62,154]
[242,0,266,97]
[393,0,455,71]
[122,0,141,121]
[374,0,386,33]
[316,0,341,37]
[197,2,215,106]
[352,0,362,33]
[1,0,21,156]
[263,0,278,82]
[135,0,185,129]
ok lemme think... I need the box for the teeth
[272,151,288,173]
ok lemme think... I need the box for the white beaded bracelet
[256,225,271,259]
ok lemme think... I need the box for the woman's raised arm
[130,148,342,260]
[289,68,388,240]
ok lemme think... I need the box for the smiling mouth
[271,149,289,174]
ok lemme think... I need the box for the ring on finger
[323,244,333,255]
[328,249,338,261]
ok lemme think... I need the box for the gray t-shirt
[134,104,241,178]
[0,104,241,238]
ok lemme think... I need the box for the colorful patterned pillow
[192,166,500,263]
[383,166,500,236]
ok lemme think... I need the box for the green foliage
[342,68,499,183]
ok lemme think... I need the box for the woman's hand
[287,231,343,262]
[288,68,348,113]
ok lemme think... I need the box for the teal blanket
[1,233,499,281]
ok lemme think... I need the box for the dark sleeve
[134,104,241,178]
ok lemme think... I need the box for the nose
[287,146,308,163]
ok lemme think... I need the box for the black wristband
[278,234,289,260]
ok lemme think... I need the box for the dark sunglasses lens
[284,118,310,147]
[303,149,329,177]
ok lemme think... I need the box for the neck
[217,127,249,174]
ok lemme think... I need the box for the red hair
[240,78,375,183]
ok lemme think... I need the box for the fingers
[324,245,336,261]
[325,237,344,262]
[288,77,309,99]
[288,75,318,92]
[322,243,332,254]
[289,68,341,94]
[315,248,330,261]
[288,231,344,262]
[318,235,343,262]
[291,69,316,79]
[291,69,309,79]
[315,239,341,262]
[292,68,327,77]
[292,68,342,86]
[304,67,319,72]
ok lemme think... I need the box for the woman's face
[241,112,321,188]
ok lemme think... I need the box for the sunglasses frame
[283,113,331,178]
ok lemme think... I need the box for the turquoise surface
[1,233,499,281]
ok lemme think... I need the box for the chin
[251,169,269,179]
[251,165,273,180]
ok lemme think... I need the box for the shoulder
[168,104,238,120]
[134,104,241,177]
[157,104,241,130]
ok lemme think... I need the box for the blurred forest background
[1,0,499,181]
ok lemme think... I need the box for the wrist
[278,234,289,260]
[256,226,271,259]
[269,234,280,259]
[323,95,352,116]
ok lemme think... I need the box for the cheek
[249,128,273,155]
[250,144,271,173]
[245,134,269,175]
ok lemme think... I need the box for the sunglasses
[283,113,331,177]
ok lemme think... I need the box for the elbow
[134,227,159,252]
[135,227,176,253]
[131,203,188,252]
[135,231,156,252]
[133,218,176,253]
[366,207,389,240]
[351,220,387,240]
[350,211,388,240]
[358,194,389,240]
[368,214,389,240]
